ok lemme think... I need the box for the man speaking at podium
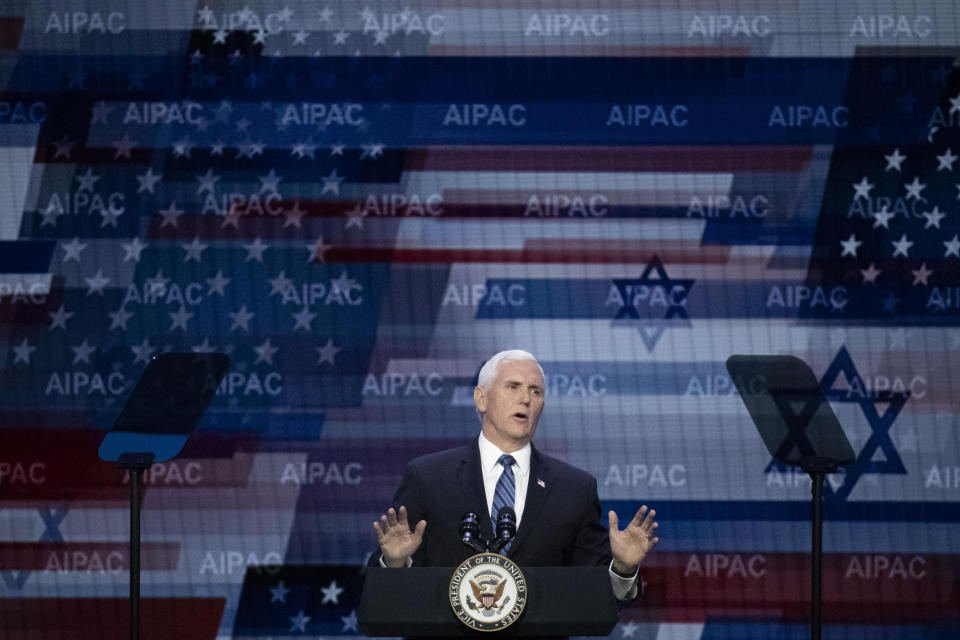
[373,349,659,600]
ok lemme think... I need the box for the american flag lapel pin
[537,478,546,488]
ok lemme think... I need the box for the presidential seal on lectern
[449,553,527,631]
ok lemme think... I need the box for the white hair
[476,349,544,390]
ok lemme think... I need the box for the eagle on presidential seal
[470,569,507,612]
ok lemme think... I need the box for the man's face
[474,359,545,452]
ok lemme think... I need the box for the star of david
[764,391,828,463]
[765,346,908,502]
[0,504,69,589]
[610,255,695,351]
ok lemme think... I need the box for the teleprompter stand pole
[725,355,855,640]
[98,352,230,640]
[801,457,836,640]
[119,452,154,640]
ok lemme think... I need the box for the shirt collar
[478,432,531,474]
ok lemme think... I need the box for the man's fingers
[631,507,655,531]
[608,510,619,531]
[631,505,648,527]
[641,509,657,531]
[413,519,427,537]
[398,506,409,526]
[386,507,398,526]
[374,520,389,544]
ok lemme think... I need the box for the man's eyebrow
[502,377,541,386]
[503,378,543,390]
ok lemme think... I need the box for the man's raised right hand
[373,506,427,567]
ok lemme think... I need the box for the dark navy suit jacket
[387,440,611,568]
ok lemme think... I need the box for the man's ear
[473,386,486,413]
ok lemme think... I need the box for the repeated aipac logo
[765,346,909,502]
[1,505,69,590]
[608,255,695,351]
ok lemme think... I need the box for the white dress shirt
[478,431,530,525]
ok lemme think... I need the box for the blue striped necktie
[491,454,516,545]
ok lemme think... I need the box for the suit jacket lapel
[458,441,492,534]
[510,444,551,554]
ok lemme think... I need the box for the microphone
[459,512,488,554]
[490,507,516,554]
